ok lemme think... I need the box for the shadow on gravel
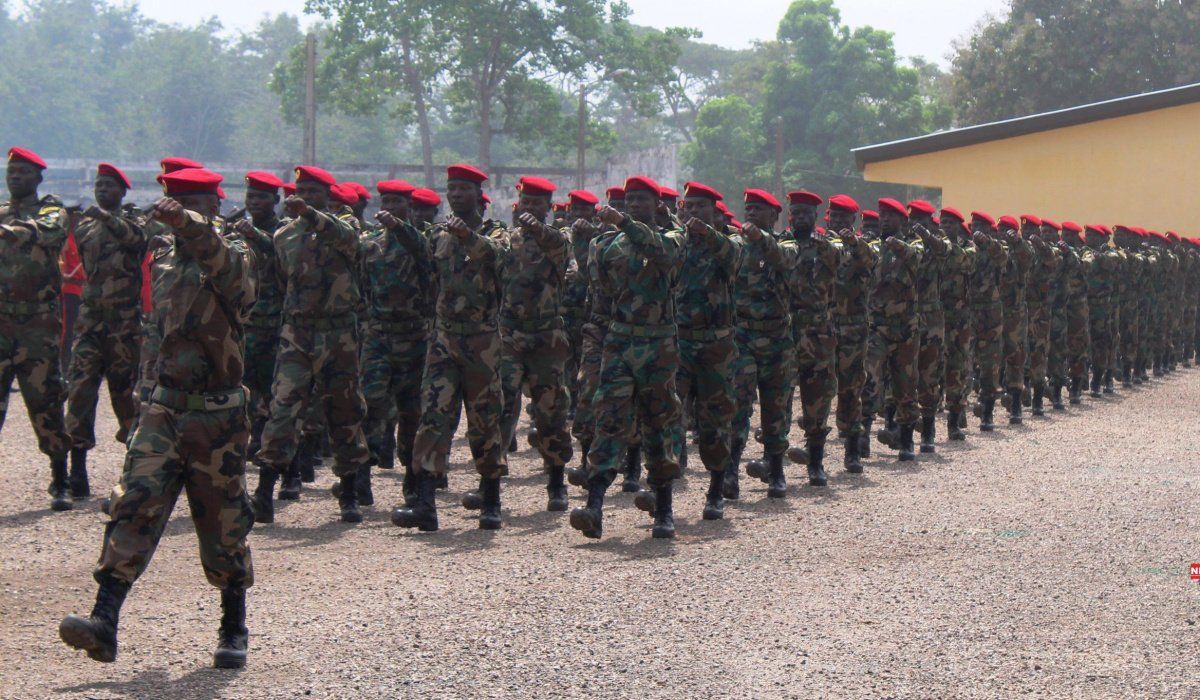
[56,666,238,700]
[503,507,569,536]
[0,506,65,528]
[411,524,501,554]
[571,533,678,561]
[252,518,355,549]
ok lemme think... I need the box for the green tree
[684,96,764,198]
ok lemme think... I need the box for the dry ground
[1,371,1198,699]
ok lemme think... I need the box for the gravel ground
[1,372,1198,699]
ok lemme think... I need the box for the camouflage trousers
[972,303,1004,402]
[97,401,253,590]
[0,309,68,458]
[587,333,682,486]
[732,323,794,460]
[242,320,280,422]
[1137,299,1155,369]
[571,322,605,445]
[563,313,586,417]
[834,320,869,435]
[360,326,426,469]
[1025,302,1051,389]
[917,310,945,417]
[258,322,370,478]
[943,310,974,413]
[1118,298,1139,372]
[1107,304,1121,373]
[677,332,737,472]
[866,319,919,426]
[65,313,140,450]
[1002,303,1028,391]
[792,317,836,439]
[499,326,572,470]
[412,328,506,478]
[1088,300,1114,373]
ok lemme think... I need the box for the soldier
[0,147,73,510]
[1082,224,1119,396]
[229,171,285,462]
[937,207,975,440]
[59,168,255,669]
[252,165,372,524]
[865,198,921,460]
[1060,221,1092,403]
[828,195,876,470]
[491,176,573,512]
[729,189,793,499]
[359,179,435,508]
[861,210,880,240]
[569,175,684,540]
[392,164,510,532]
[907,200,948,453]
[605,185,626,214]
[345,182,371,223]
[998,215,1034,424]
[410,188,441,230]
[1113,225,1144,388]
[1025,218,1060,416]
[64,163,145,500]
[968,211,1007,430]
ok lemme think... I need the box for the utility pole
[774,116,784,200]
[576,84,587,190]
[303,32,317,164]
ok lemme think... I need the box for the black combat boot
[508,434,518,453]
[278,459,302,501]
[860,415,873,458]
[566,441,590,488]
[783,445,809,468]
[527,426,539,448]
[651,483,676,539]
[59,574,130,663]
[702,471,725,521]
[355,463,374,507]
[722,457,741,500]
[298,433,318,483]
[377,429,396,470]
[621,445,642,493]
[391,470,438,531]
[898,424,916,462]
[920,415,936,453]
[747,449,770,481]
[1121,365,1133,389]
[49,456,73,511]
[401,463,418,508]
[1050,381,1065,410]
[461,485,483,510]
[212,588,248,669]
[877,405,898,448]
[251,468,277,524]
[844,434,863,473]
[1091,369,1104,397]
[947,411,966,441]
[1103,369,1115,394]
[980,399,996,432]
[1031,384,1045,417]
[569,472,611,539]
[547,466,568,512]
[69,447,90,499]
[769,452,789,496]
[1008,388,1023,425]
[479,477,502,530]
[1069,377,1083,404]
[806,435,827,487]
[338,472,362,523]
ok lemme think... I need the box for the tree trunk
[478,90,493,175]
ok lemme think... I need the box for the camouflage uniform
[0,193,70,458]
[864,238,921,432]
[498,222,572,470]
[1001,238,1034,392]
[788,232,839,441]
[359,221,434,471]
[571,228,618,448]
[940,234,976,417]
[914,232,949,419]
[561,227,592,418]
[675,223,741,474]
[1024,239,1060,395]
[587,219,684,485]
[98,210,255,590]
[1083,243,1120,387]
[232,215,284,452]
[257,207,370,479]
[412,220,510,478]
[1048,242,1090,395]
[969,233,1007,409]
[1116,244,1144,382]
[833,234,877,439]
[65,209,146,449]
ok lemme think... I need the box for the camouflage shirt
[584,227,621,324]
[0,193,69,306]
[968,235,1007,306]
[732,230,793,324]
[675,223,741,331]
[273,208,362,318]
[785,231,840,318]
[870,237,921,322]
[429,219,509,331]
[596,219,683,330]
[562,224,598,319]
[1025,239,1060,307]
[73,208,146,313]
[359,221,435,327]
[1000,239,1034,307]
[832,234,878,321]
[1082,244,1121,301]
[230,215,284,322]
[940,237,977,315]
[500,222,570,324]
[912,231,949,313]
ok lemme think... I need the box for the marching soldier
[828,195,876,470]
[907,200,948,453]
[999,215,1034,424]
[937,208,975,440]
[1025,219,1060,416]
[410,188,441,230]
[1083,224,1120,396]
[561,189,600,426]
[968,212,1007,430]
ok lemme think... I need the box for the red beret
[1085,224,1110,236]
[624,175,660,195]
[568,189,599,207]
[861,210,879,221]
[1020,214,1042,227]
[481,193,492,205]
[1113,224,1136,235]
[606,186,625,200]
[816,226,827,235]
[939,207,965,222]
[828,194,860,214]
[683,181,723,201]
[787,190,823,206]
[447,163,488,184]
[878,198,907,217]
[998,215,1020,230]
[8,146,47,170]
[330,183,359,207]
[347,182,371,200]
[217,187,227,201]
[1061,221,1083,233]
[517,176,556,197]
[659,186,679,200]
[281,183,296,196]
[970,211,996,227]
[294,165,335,187]
[160,156,203,173]
[1166,231,1181,242]
[97,162,131,189]
[158,167,223,197]
[244,170,283,193]
[411,188,441,207]
[744,188,781,212]
[729,218,743,230]
[1041,218,1060,230]
[377,180,416,196]
[907,199,936,216]
[715,201,731,216]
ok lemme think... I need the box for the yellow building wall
[862,101,1200,233]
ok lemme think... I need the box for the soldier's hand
[885,236,906,253]
[597,206,625,227]
[375,210,402,230]
[83,205,112,222]
[837,227,856,243]
[684,217,710,238]
[972,231,989,247]
[283,195,310,220]
[517,212,544,235]
[741,222,764,242]
[445,215,471,239]
[571,217,596,237]
[232,218,257,237]
[656,201,671,219]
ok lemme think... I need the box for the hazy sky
[120,0,1011,66]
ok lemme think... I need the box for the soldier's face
[446,180,479,218]
[518,192,551,222]
[1085,231,1105,248]
[568,202,595,223]
[607,197,625,214]
[352,199,367,219]
[245,188,278,222]
[682,196,715,226]
[412,204,438,227]
[661,198,678,214]
[789,203,816,234]
[861,219,879,238]
[6,161,41,200]
[744,202,775,231]
[93,175,125,211]
[624,189,657,225]
[827,208,855,232]
[380,192,411,220]
[295,180,329,210]
[879,210,903,237]
[175,192,220,218]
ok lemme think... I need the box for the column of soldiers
[3,146,1199,668]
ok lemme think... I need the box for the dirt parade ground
[0,371,1197,699]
